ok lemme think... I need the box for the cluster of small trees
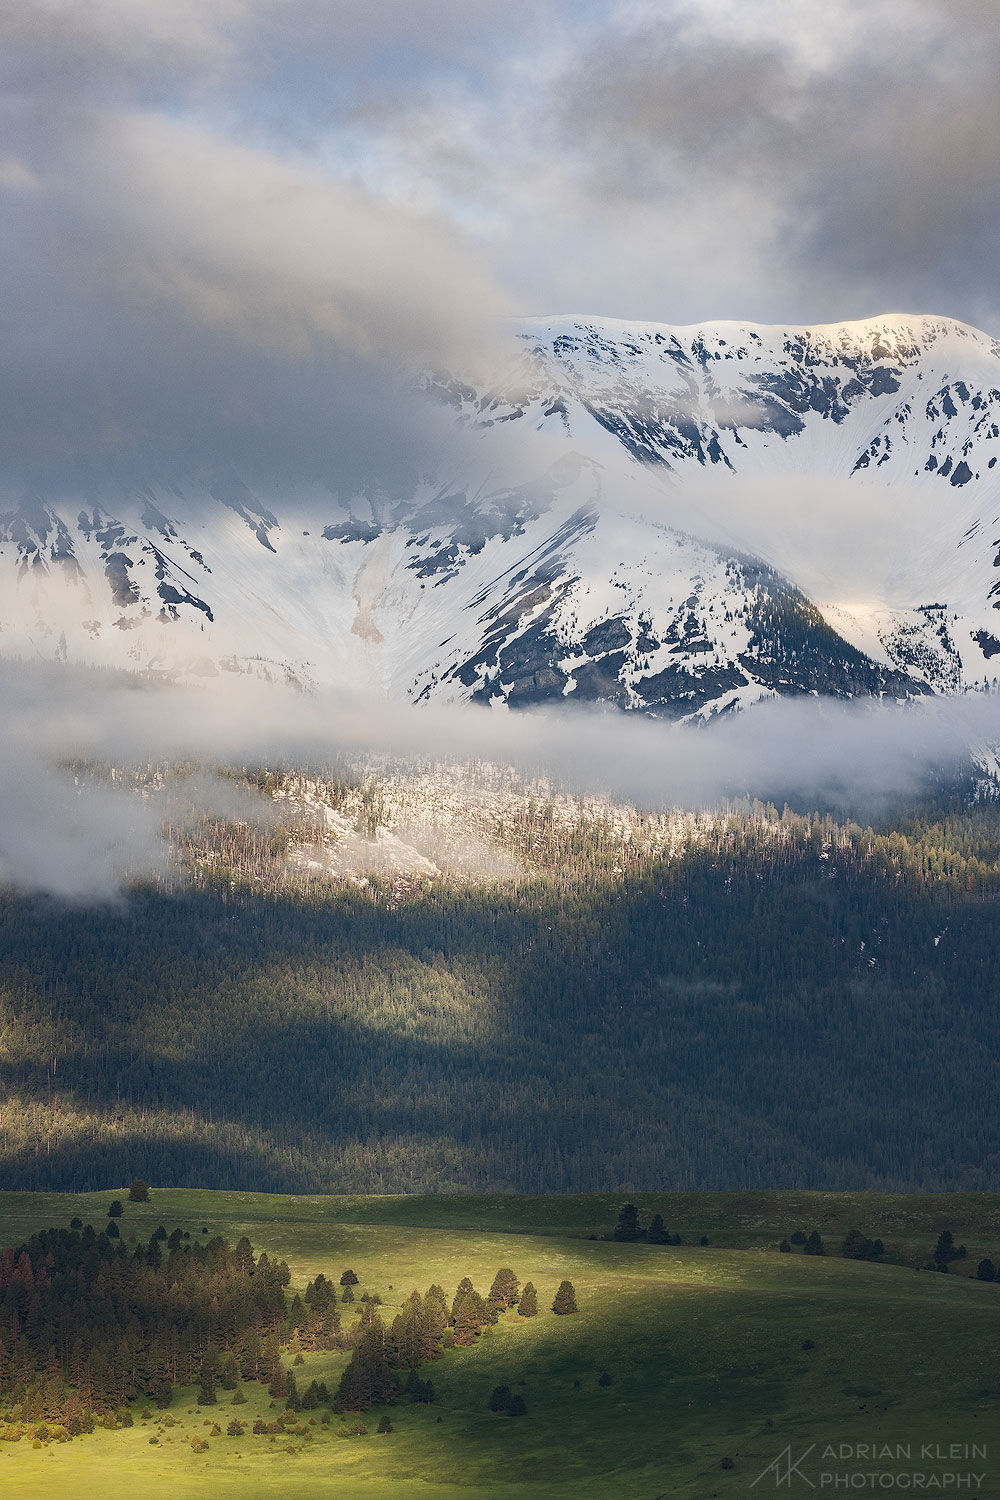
[489,1384,527,1417]
[779,1230,824,1255]
[929,1230,967,1272]
[283,1272,343,1352]
[775,1225,994,1271]
[778,1229,884,1258]
[612,1204,704,1245]
[842,1229,885,1261]
[333,1269,577,1412]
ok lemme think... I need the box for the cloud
[4,0,997,508]
[541,0,1000,327]
[334,0,1000,330]
[0,660,996,897]
[0,2,511,494]
[84,112,503,366]
[641,469,958,609]
[0,751,168,900]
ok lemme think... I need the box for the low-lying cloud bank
[2,661,998,897]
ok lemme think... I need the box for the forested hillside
[3,787,1000,1194]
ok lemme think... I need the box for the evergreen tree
[340,1269,359,1286]
[933,1230,966,1268]
[552,1281,578,1315]
[613,1204,643,1242]
[128,1180,150,1202]
[488,1268,520,1310]
[933,1231,953,1268]
[976,1257,997,1282]
[261,1332,282,1382]
[646,1214,669,1245]
[317,1303,342,1350]
[420,1292,447,1361]
[451,1277,475,1324]
[452,1291,487,1346]
[803,1232,825,1256]
[517,1283,538,1317]
[425,1284,449,1314]
[390,1293,425,1371]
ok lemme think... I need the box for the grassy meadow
[0,1189,998,1499]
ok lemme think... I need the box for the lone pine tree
[552,1280,578,1315]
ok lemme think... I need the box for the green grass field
[1,1189,998,1499]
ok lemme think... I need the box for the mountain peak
[3,311,1000,717]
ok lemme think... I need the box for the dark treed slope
[4,797,1000,1192]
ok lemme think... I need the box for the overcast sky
[18,2,1000,316]
[1,3,996,497]
[3,1,998,460]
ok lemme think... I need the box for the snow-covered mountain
[5,312,1000,718]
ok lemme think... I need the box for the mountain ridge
[4,310,1000,718]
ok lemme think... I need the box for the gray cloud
[0,3,511,495]
[5,0,995,505]
[546,0,1000,328]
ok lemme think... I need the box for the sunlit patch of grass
[0,1190,997,1497]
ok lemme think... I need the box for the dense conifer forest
[3,782,1000,1193]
